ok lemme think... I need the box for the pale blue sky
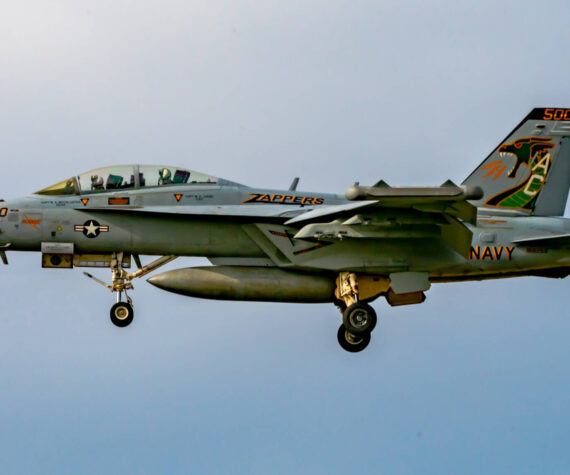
[1,1,569,473]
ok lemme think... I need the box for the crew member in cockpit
[158,168,172,185]
[91,175,104,190]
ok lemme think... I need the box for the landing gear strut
[84,252,177,327]
[335,272,382,353]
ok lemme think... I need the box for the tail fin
[462,108,570,216]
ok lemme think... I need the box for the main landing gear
[84,252,177,327]
[337,302,377,352]
[335,272,386,353]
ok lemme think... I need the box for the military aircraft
[1,107,569,352]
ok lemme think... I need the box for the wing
[287,181,482,225]
[236,181,483,273]
[281,181,483,260]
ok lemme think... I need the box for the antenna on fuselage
[289,177,300,191]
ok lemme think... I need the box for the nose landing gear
[84,252,178,327]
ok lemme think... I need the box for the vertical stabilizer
[462,108,570,216]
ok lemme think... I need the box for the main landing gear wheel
[343,302,377,335]
[337,324,371,353]
[110,302,134,328]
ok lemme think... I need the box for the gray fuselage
[1,184,569,281]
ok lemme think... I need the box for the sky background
[1,1,570,473]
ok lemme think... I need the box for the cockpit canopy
[35,165,232,196]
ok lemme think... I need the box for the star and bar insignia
[74,220,109,238]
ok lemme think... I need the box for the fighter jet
[1,108,569,352]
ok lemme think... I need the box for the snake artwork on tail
[483,137,555,210]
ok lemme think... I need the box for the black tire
[110,302,134,328]
[343,302,377,335]
[337,324,371,353]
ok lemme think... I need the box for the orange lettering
[492,246,503,260]
[481,246,493,260]
[241,194,260,203]
[470,246,480,260]
[544,108,554,120]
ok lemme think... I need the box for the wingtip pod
[441,180,484,200]
[345,184,363,201]
[345,183,483,201]
[462,185,484,200]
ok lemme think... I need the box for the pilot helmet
[91,175,104,188]
[159,168,172,182]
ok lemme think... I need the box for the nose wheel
[110,301,134,327]
[83,252,178,328]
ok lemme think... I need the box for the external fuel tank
[147,266,336,303]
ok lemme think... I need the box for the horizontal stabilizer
[511,233,570,248]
